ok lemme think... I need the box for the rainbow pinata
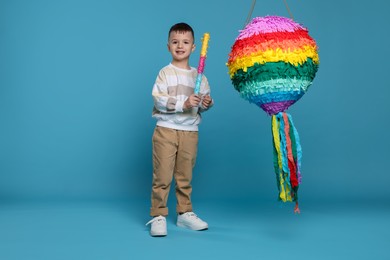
[227,16,319,212]
[227,16,319,114]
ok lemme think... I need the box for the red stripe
[283,113,298,188]
[239,29,313,43]
[231,30,316,53]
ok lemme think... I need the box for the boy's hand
[201,95,212,109]
[184,94,201,110]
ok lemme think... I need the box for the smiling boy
[146,23,213,237]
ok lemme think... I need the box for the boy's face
[167,31,195,65]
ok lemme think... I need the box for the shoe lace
[145,216,165,226]
[185,212,198,219]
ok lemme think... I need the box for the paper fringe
[272,112,302,202]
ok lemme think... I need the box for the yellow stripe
[200,33,210,56]
[227,45,319,77]
[273,116,292,202]
[279,172,287,202]
[272,116,283,171]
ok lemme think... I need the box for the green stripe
[231,59,318,92]
[238,78,312,97]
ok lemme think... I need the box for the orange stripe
[229,38,317,62]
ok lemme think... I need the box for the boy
[146,23,213,237]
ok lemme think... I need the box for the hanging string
[243,0,256,29]
[283,0,294,20]
[244,0,295,29]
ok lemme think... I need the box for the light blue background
[1,1,390,260]
[1,0,389,202]
[0,0,390,199]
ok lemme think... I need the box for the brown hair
[168,23,194,40]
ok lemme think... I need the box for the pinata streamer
[227,16,319,213]
[194,33,210,94]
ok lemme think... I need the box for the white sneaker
[177,212,208,231]
[145,215,167,237]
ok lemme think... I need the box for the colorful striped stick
[194,33,210,94]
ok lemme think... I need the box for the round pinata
[227,16,319,212]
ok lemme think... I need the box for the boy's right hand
[183,94,201,110]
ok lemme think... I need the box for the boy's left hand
[202,95,212,109]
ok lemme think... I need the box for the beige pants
[150,126,198,216]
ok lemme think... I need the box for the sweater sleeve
[152,69,185,113]
[199,75,214,112]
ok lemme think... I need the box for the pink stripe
[237,16,306,40]
[197,56,206,74]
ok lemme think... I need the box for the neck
[171,60,190,70]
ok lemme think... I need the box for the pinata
[227,16,319,213]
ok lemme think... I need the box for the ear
[167,43,171,52]
[192,44,196,52]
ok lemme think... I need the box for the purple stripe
[260,101,295,115]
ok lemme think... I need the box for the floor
[0,198,388,260]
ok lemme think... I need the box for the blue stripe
[246,91,304,105]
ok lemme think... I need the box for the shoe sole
[150,231,167,237]
[177,222,208,231]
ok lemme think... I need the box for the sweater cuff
[200,99,214,110]
[175,100,184,112]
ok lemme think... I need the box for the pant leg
[150,126,178,217]
[174,130,198,214]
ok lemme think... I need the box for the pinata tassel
[271,112,302,213]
